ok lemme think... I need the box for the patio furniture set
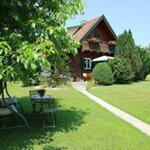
[0,88,56,130]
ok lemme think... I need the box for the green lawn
[1,82,150,149]
[89,75,150,125]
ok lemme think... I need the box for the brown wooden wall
[70,49,114,78]
[70,20,116,79]
[85,20,116,42]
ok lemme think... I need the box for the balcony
[82,41,115,54]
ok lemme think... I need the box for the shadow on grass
[43,145,68,150]
[0,96,87,150]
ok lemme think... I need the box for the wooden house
[67,15,117,79]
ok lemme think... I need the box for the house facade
[67,15,117,79]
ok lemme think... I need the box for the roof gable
[68,15,117,42]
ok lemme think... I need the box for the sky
[66,0,150,47]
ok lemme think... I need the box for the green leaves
[108,57,134,84]
[92,63,114,85]
[12,14,19,21]
[0,0,84,83]
[31,63,36,70]
[115,30,142,80]
[0,74,2,80]
[0,41,11,55]
[31,22,36,28]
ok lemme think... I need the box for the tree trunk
[0,80,2,95]
[4,81,11,98]
[0,80,11,105]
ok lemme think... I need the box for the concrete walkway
[72,82,150,137]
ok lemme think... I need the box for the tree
[115,30,142,80]
[108,57,134,84]
[136,46,150,80]
[0,0,84,97]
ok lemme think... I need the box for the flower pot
[38,89,45,97]
[87,38,100,44]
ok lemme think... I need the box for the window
[84,58,91,70]
[88,33,101,39]
[94,33,101,39]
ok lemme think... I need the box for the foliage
[0,0,84,84]
[115,30,142,80]
[20,69,40,86]
[136,46,150,80]
[41,55,71,87]
[108,57,134,84]
[92,63,114,85]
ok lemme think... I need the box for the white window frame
[84,58,91,70]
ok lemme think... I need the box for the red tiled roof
[67,26,81,36]
[67,15,117,42]
[74,17,100,41]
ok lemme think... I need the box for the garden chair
[1,96,24,113]
[42,97,56,128]
[29,90,41,121]
[0,96,29,129]
[29,90,56,128]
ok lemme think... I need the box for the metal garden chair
[0,96,29,129]
[0,81,29,130]
[29,90,56,128]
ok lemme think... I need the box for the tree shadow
[56,106,87,132]
[43,145,68,150]
[0,96,87,150]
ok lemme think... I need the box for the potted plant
[37,89,46,97]
[87,37,100,44]
[108,40,116,45]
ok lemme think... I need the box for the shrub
[20,69,39,86]
[108,57,134,84]
[92,63,114,85]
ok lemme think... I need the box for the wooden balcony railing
[82,41,115,53]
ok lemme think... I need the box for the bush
[108,57,134,84]
[92,63,114,85]
[20,69,39,86]
[39,69,70,88]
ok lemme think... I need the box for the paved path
[72,82,150,137]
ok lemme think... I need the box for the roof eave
[101,15,117,40]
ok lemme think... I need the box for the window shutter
[80,58,85,71]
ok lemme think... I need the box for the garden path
[72,82,150,137]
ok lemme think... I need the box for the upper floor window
[88,32,101,39]
[95,33,101,39]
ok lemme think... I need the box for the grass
[89,75,150,125]
[1,82,150,149]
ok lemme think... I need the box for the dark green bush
[92,63,114,85]
[108,57,134,84]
